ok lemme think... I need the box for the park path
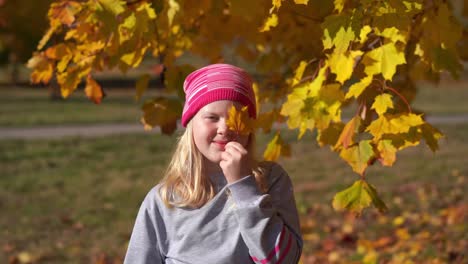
[1,114,468,140]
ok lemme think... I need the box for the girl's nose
[217,119,231,135]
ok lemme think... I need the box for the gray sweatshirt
[124,162,302,264]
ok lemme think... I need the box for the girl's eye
[206,116,218,121]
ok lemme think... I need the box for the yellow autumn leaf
[97,0,125,15]
[280,84,308,129]
[332,26,355,54]
[121,45,149,67]
[263,132,291,161]
[85,75,105,104]
[334,116,361,150]
[57,66,89,98]
[281,64,329,130]
[345,75,372,99]
[226,105,255,136]
[371,93,394,115]
[317,122,344,147]
[377,139,397,166]
[363,43,406,80]
[48,1,82,26]
[292,60,308,86]
[45,43,70,60]
[388,113,424,134]
[366,115,390,140]
[333,0,345,13]
[322,29,333,50]
[420,123,444,152]
[260,13,278,32]
[269,0,282,13]
[359,25,372,44]
[332,179,387,215]
[308,63,329,97]
[377,27,407,44]
[328,50,363,84]
[339,140,374,175]
[168,0,180,26]
[141,97,182,134]
[294,0,309,5]
[27,54,54,84]
[37,25,60,50]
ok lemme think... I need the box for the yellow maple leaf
[263,132,291,161]
[167,0,180,26]
[329,50,363,84]
[371,93,394,115]
[359,25,372,44]
[333,179,387,214]
[377,139,396,166]
[141,97,182,134]
[294,0,309,5]
[97,0,125,16]
[333,0,345,13]
[339,140,375,175]
[388,113,424,134]
[269,0,283,13]
[292,61,308,86]
[420,123,444,152]
[377,27,407,44]
[366,114,390,140]
[345,75,372,99]
[226,105,255,136]
[363,43,406,80]
[332,26,355,54]
[334,116,361,150]
[27,54,54,84]
[85,75,105,104]
[280,83,308,129]
[317,122,344,147]
[260,13,278,32]
[57,66,89,98]
[48,1,82,27]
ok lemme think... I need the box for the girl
[124,64,303,263]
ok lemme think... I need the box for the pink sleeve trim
[251,225,292,264]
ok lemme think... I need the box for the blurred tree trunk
[8,53,19,86]
[48,79,62,100]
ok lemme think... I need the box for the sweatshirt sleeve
[124,188,164,264]
[227,163,303,264]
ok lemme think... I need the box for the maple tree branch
[296,59,323,85]
[386,85,412,113]
[285,7,322,23]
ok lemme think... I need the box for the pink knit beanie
[181,63,257,127]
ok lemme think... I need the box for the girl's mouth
[213,141,230,150]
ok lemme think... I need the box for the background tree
[28,0,467,214]
[0,0,53,84]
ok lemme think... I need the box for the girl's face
[191,100,250,169]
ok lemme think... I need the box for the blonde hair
[159,121,267,208]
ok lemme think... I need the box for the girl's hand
[220,141,252,183]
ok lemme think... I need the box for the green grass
[1,79,467,127]
[1,125,467,263]
[0,87,161,127]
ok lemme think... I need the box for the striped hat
[181,63,257,127]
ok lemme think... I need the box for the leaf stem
[373,79,412,113]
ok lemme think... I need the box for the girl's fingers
[221,150,232,160]
[225,141,247,155]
